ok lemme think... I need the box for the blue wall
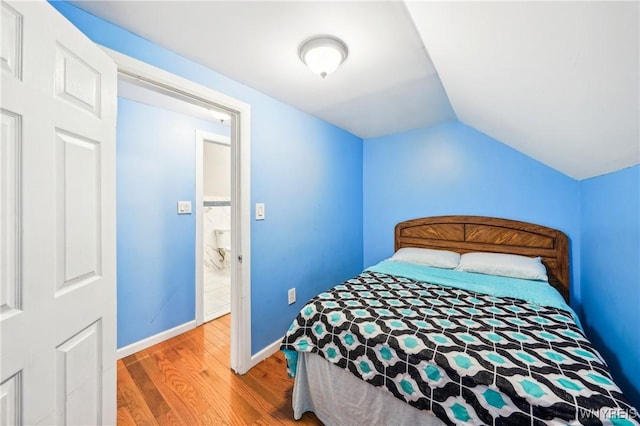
[116,98,227,347]
[363,122,640,405]
[250,97,363,350]
[52,2,364,353]
[363,122,582,303]
[580,165,640,408]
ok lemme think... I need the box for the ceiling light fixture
[299,36,348,79]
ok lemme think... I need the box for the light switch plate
[177,201,192,214]
[256,203,265,220]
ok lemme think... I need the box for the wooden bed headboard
[395,216,570,302]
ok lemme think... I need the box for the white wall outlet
[177,201,192,214]
[288,288,296,305]
[256,203,265,220]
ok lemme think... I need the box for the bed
[280,216,638,425]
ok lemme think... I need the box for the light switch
[177,201,192,214]
[256,203,265,220]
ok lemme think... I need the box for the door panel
[55,130,102,293]
[56,321,102,425]
[0,1,22,80]
[0,1,116,424]
[1,109,21,317]
[0,371,21,425]
[55,44,102,117]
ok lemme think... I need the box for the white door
[1,1,117,424]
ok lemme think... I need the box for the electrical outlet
[288,288,296,305]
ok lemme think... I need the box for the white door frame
[101,47,252,374]
[195,130,231,324]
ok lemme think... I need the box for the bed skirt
[293,352,444,426]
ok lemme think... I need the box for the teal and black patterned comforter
[281,261,638,425]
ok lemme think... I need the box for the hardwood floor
[117,314,322,425]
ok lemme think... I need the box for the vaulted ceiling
[70,1,638,180]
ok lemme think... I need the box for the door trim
[103,47,252,374]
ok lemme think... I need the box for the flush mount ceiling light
[299,36,348,79]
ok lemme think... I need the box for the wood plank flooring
[117,314,322,425]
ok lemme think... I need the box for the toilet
[214,229,231,269]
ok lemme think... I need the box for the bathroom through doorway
[197,131,232,323]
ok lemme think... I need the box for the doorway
[105,47,252,374]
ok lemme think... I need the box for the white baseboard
[116,320,197,359]
[249,336,283,369]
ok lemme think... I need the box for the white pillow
[456,252,548,281]
[390,247,461,269]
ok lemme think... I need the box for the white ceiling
[71,0,455,140]
[71,1,638,180]
[407,1,639,180]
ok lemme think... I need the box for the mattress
[281,261,638,425]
